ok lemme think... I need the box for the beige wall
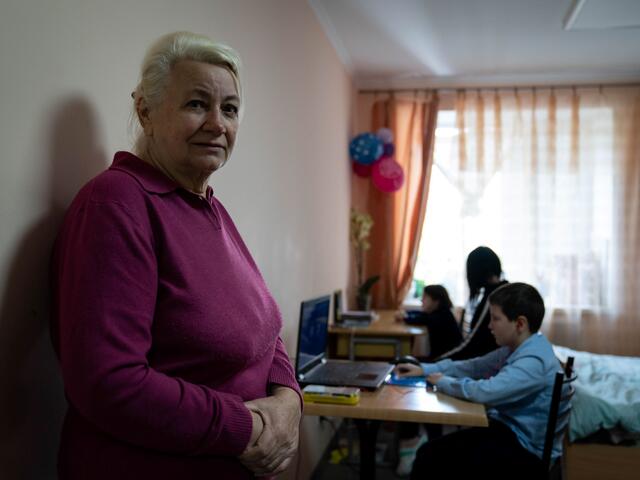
[0,0,352,478]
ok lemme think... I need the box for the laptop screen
[296,295,331,374]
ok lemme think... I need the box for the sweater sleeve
[53,199,252,457]
[268,337,303,410]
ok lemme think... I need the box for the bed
[552,345,640,480]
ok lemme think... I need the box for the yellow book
[303,385,360,405]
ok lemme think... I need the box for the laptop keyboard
[307,360,386,384]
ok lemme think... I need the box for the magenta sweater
[51,151,301,479]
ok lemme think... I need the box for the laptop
[295,294,394,390]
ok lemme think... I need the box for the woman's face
[145,60,240,176]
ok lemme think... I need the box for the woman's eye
[187,100,207,109]
[223,104,239,116]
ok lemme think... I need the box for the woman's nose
[204,109,226,134]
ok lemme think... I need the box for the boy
[396,282,567,480]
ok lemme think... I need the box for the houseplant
[350,208,380,310]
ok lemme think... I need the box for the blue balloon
[349,133,383,165]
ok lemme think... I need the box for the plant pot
[356,292,372,311]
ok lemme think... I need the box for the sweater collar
[110,151,214,198]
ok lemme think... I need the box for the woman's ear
[135,96,153,136]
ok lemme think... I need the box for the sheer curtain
[415,86,640,355]
[352,91,439,309]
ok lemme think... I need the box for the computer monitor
[295,295,331,375]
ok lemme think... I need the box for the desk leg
[354,419,381,479]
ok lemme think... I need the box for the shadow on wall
[0,96,106,479]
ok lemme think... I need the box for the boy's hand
[394,363,424,377]
[427,373,443,384]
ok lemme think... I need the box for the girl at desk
[401,284,462,360]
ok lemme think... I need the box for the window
[411,101,615,313]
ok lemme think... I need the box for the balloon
[382,143,395,158]
[349,133,383,165]
[352,161,372,178]
[372,157,404,193]
[376,127,394,144]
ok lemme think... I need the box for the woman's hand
[239,386,301,476]
[394,362,424,378]
[427,372,443,384]
[246,410,264,447]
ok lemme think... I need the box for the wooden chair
[543,356,576,480]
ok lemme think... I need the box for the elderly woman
[50,32,301,479]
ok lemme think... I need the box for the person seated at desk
[395,247,506,476]
[434,246,507,361]
[396,283,567,480]
[399,284,462,360]
[394,284,461,476]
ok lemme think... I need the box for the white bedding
[552,345,640,442]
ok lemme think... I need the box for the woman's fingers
[239,421,295,475]
[254,454,293,477]
[240,389,301,475]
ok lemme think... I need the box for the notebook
[295,294,394,390]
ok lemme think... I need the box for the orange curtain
[352,91,439,309]
[612,87,640,355]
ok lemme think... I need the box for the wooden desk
[305,385,487,478]
[329,310,427,359]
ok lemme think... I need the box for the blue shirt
[422,333,566,459]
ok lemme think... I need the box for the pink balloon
[352,161,372,177]
[372,157,404,193]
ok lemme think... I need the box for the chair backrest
[542,356,576,472]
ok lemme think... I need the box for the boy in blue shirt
[396,282,567,480]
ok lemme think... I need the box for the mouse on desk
[391,355,423,374]
[390,355,437,389]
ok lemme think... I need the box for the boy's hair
[488,282,545,333]
[422,284,453,310]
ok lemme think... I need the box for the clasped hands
[239,386,301,476]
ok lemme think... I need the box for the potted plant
[350,208,380,310]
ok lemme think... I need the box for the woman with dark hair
[436,246,508,361]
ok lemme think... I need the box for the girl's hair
[131,31,242,153]
[422,284,453,310]
[466,246,502,299]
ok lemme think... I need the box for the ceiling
[309,0,640,89]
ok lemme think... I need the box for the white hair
[131,31,243,153]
